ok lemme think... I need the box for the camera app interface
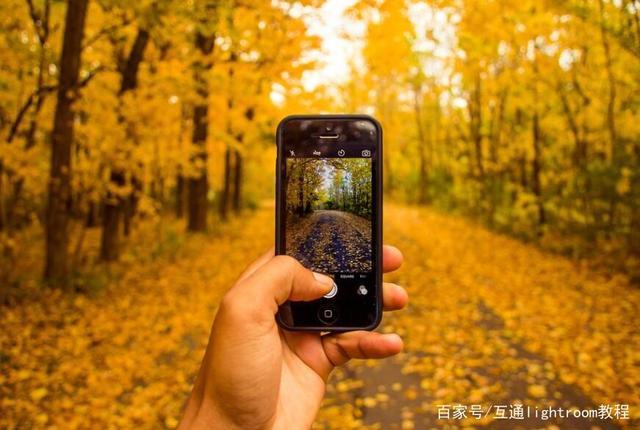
[285,157,372,274]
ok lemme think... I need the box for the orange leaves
[2,204,640,428]
[0,210,274,428]
[317,204,639,428]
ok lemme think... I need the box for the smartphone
[275,115,382,331]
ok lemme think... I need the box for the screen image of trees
[285,158,372,273]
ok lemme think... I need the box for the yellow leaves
[1,210,274,429]
[15,369,31,381]
[362,396,377,408]
[527,384,547,398]
[336,379,364,393]
[3,204,640,429]
[403,387,418,400]
[164,416,179,428]
[29,388,48,402]
[35,413,49,425]
[616,168,632,196]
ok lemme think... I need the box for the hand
[178,246,408,430]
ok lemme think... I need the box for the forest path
[1,204,639,429]
[291,209,372,273]
[317,205,639,429]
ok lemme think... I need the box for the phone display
[276,115,382,331]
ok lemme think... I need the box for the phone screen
[276,116,381,330]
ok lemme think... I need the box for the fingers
[237,244,402,282]
[383,283,408,311]
[383,245,403,273]
[233,255,334,315]
[318,331,403,378]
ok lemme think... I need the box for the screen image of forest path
[287,210,372,273]
[285,157,372,273]
[1,204,639,429]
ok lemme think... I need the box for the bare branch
[5,84,56,144]
[5,66,106,144]
[82,16,133,51]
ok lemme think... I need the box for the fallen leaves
[0,211,273,429]
[2,204,639,429]
[528,385,547,398]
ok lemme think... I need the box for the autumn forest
[1,0,640,428]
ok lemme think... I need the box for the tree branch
[82,16,133,51]
[5,66,106,144]
[5,84,56,143]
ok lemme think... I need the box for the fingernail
[313,272,334,287]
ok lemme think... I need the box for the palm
[273,331,327,429]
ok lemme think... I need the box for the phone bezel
[275,114,383,332]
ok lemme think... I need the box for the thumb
[235,255,334,314]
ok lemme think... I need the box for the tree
[187,3,217,232]
[100,27,150,261]
[44,0,90,285]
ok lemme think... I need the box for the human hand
[178,245,408,430]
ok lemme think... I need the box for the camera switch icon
[337,149,346,157]
[361,150,371,157]
[357,285,368,296]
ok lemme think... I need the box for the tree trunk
[187,30,215,232]
[598,0,619,161]
[86,200,100,227]
[44,0,89,285]
[120,29,149,237]
[219,146,232,220]
[0,164,6,231]
[123,176,141,236]
[99,28,150,260]
[412,84,428,204]
[469,74,484,178]
[100,171,124,260]
[298,164,305,216]
[176,173,186,218]
[232,149,242,212]
[532,112,546,231]
[188,103,210,231]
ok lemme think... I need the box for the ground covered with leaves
[1,205,639,429]
[286,210,372,273]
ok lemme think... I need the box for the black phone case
[275,114,383,332]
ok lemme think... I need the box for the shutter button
[323,281,338,299]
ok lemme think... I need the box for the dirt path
[289,210,372,273]
[316,205,639,429]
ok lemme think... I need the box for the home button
[318,306,338,325]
